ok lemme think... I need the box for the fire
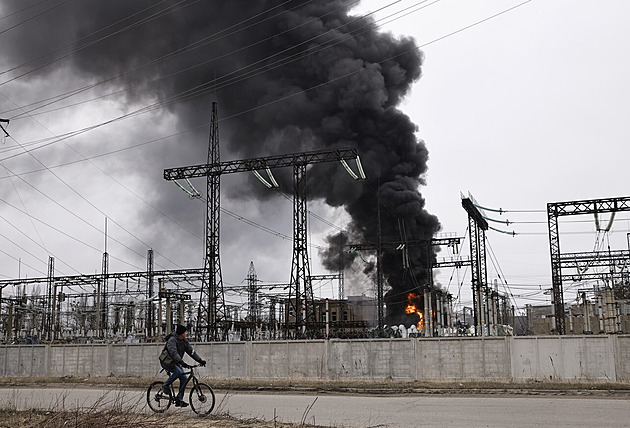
[405,292,424,331]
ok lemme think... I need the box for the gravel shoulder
[0,376,629,397]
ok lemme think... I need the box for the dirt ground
[0,375,628,396]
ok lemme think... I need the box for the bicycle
[146,364,215,414]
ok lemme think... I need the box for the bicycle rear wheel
[189,382,215,414]
[147,380,172,413]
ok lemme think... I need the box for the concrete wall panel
[28,346,47,377]
[1,346,45,377]
[329,340,371,379]
[617,336,630,381]
[415,338,509,380]
[328,339,414,380]
[2,335,629,382]
[387,339,414,380]
[109,345,127,375]
[50,346,77,377]
[125,345,149,378]
[460,340,486,379]
[196,342,247,378]
[287,341,326,378]
[250,342,289,378]
[482,338,510,379]
[511,336,616,381]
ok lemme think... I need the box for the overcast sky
[357,0,630,311]
[1,0,629,316]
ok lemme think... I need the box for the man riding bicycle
[160,324,206,407]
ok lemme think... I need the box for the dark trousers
[161,362,189,400]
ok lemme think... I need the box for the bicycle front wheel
[147,380,172,413]
[189,382,215,414]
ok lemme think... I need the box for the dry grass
[0,409,320,427]
[0,386,323,428]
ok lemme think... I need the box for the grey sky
[358,0,630,309]
[0,0,628,316]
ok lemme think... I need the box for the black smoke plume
[0,0,440,323]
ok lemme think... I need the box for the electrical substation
[0,104,629,344]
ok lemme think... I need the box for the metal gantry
[462,195,489,336]
[547,196,630,335]
[0,265,204,341]
[165,133,363,338]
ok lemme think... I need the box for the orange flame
[405,292,424,331]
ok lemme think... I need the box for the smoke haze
[0,0,439,322]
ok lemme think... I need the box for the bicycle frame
[163,364,201,398]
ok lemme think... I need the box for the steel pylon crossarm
[163,148,359,180]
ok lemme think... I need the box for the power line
[0,0,69,37]
[0,195,141,271]
[1,0,303,118]
[0,0,54,22]
[1,0,416,155]
[1,0,533,163]
[0,0,536,280]
[0,0,200,85]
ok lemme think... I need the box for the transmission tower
[45,256,54,341]
[461,194,489,337]
[246,261,259,324]
[147,248,155,337]
[198,102,226,341]
[165,145,364,339]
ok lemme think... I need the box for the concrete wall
[0,335,628,382]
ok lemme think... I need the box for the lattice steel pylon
[45,256,54,341]
[147,249,154,337]
[462,194,488,337]
[200,102,226,341]
[101,250,109,337]
[246,261,259,324]
[290,164,313,336]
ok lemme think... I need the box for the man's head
[175,324,188,339]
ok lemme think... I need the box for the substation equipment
[547,196,630,335]
[0,103,516,342]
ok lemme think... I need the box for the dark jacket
[164,332,202,366]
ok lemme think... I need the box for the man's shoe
[174,400,189,407]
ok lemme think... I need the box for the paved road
[0,386,628,427]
